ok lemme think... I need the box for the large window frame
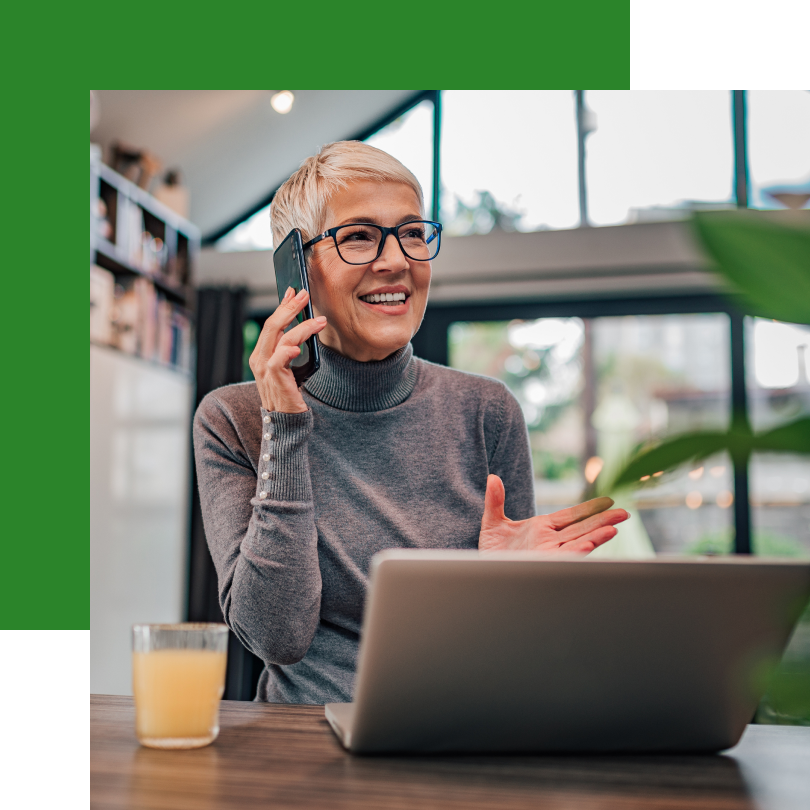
[411,293,754,555]
[206,90,756,245]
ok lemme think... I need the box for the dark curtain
[187,286,264,700]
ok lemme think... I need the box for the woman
[194,141,629,704]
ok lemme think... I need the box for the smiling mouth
[359,292,408,306]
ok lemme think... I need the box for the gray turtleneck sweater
[193,343,534,704]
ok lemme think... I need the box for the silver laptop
[325,550,810,754]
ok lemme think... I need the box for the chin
[359,330,412,359]
[369,339,410,359]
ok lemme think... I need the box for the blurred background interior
[89,90,810,715]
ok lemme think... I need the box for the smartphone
[273,228,320,385]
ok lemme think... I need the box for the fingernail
[315,316,327,323]
[625,511,632,518]
[284,287,294,301]
[296,289,307,299]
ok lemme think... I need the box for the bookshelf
[90,151,199,372]
[90,150,197,694]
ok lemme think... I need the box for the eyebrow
[333,215,424,228]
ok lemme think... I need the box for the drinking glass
[132,623,228,749]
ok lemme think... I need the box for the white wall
[90,345,193,695]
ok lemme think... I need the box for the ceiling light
[271,91,294,114]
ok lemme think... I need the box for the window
[214,90,809,250]
[748,91,810,210]
[449,313,732,555]
[365,99,435,219]
[215,204,274,252]
[747,317,810,557]
[585,91,735,226]
[441,91,579,234]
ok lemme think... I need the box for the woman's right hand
[249,287,327,413]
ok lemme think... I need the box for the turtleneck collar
[303,342,418,412]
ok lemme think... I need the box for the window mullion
[733,90,749,208]
[730,310,752,553]
[432,91,442,223]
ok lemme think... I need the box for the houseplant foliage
[608,209,810,724]
[610,210,810,490]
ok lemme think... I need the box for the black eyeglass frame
[302,220,443,265]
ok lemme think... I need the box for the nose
[372,233,409,272]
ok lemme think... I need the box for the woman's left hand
[478,475,630,556]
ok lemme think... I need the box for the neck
[303,342,417,412]
[317,331,400,362]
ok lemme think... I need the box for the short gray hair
[270,141,424,247]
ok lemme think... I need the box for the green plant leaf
[694,211,810,325]
[610,417,810,490]
[611,431,737,488]
[753,417,810,454]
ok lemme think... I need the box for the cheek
[308,260,340,316]
[311,264,361,326]
[413,265,431,301]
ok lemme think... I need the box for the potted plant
[610,209,810,724]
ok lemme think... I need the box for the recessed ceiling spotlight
[271,91,295,114]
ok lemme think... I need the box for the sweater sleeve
[193,393,322,666]
[487,385,536,520]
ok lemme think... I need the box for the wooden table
[91,695,810,809]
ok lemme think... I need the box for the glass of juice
[132,623,228,749]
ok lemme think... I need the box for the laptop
[325,550,810,754]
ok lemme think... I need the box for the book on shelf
[135,277,158,360]
[94,270,191,371]
[157,298,173,365]
[92,161,195,372]
[120,198,169,278]
[110,278,139,356]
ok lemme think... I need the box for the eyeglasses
[302,220,442,265]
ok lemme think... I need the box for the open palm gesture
[478,475,630,556]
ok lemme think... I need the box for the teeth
[360,292,407,304]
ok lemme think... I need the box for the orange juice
[133,649,227,748]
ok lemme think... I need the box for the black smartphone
[273,228,321,385]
